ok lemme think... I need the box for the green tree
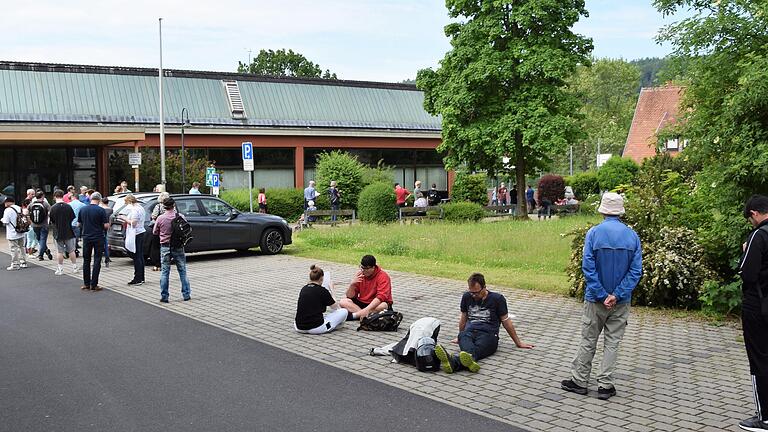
[566,58,641,171]
[237,49,337,79]
[597,156,639,191]
[314,151,364,210]
[417,0,592,216]
[630,57,668,88]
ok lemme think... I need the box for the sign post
[242,142,254,212]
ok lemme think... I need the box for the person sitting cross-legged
[434,273,534,373]
[339,254,393,320]
[294,264,348,334]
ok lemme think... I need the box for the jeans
[33,226,49,256]
[131,232,146,282]
[455,328,499,369]
[331,203,339,222]
[82,237,104,287]
[160,245,190,300]
[103,232,110,260]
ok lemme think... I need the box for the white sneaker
[72,264,78,273]
[55,267,63,276]
[6,265,19,271]
[19,262,28,269]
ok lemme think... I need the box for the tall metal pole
[158,18,166,187]
[596,138,601,168]
[181,107,188,193]
[569,145,573,176]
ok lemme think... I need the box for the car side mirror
[226,209,239,222]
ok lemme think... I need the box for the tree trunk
[515,134,528,219]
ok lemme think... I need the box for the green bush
[537,174,565,203]
[221,188,304,221]
[568,171,600,199]
[361,162,395,187]
[597,156,639,191]
[442,202,485,222]
[451,172,488,205]
[357,182,398,223]
[315,151,365,209]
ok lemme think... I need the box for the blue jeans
[34,226,49,257]
[82,237,104,287]
[331,203,339,222]
[103,232,110,260]
[455,328,499,369]
[160,245,190,300]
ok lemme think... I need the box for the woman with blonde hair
[120,194,146,285]
[294,264,348,334]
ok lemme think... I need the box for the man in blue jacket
[561,192,642,400]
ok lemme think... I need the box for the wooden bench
[482,205,517,217]
[399,206,444,224]
[550,204,580,216]
[304,209,356,227]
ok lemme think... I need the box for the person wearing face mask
[434,273,534,374]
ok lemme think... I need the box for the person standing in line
[78,186,89,204]
[258,188,267,213]
[413,181,422,199]
[1,196,28,271]
[328,181,341,223]
[63,185,75,203]
[294,264,347,334]
[188,182,202,195]
[498,182,508,207]
[78,193,109,291]
[49,190,78,276]
[30,190,53,261]
[394,183,411,208]
[561,192,642,400]
[737,195,768,431]
[526,184,536,213]
[120,181,132,193]
[427,183,441,206]
[99,196,113,268]
[304,180,319,209]
[149,192,170,272]
[21,198,37,255]
[121,194,146,286]
[153,197,191,303]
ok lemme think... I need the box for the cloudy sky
[1,0,689,82]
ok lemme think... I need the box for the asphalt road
[0,263,525,432]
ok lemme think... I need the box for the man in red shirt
[394,183,411,207]
[340,255,393,319]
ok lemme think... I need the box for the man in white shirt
[1,196,28,270]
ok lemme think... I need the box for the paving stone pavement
[6,247,755,432]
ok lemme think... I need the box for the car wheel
[260,228,284,255]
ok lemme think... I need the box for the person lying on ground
[434,273,534,373]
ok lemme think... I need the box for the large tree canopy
[416,0,592,213]
[237,49,337,79]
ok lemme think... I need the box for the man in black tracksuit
[739,195,768,432]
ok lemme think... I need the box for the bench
[550,204,580,216]
[304,209,356,227]
[399,206,444,224]
[482,205,517,217]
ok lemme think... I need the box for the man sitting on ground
[340,255,393,320]
[435,273,534,373]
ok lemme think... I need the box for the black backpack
[357,310,403,331]
[29,202,47,225]
[170,214,193,248]
[10,207,30,234]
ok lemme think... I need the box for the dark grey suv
[107,194,292,255]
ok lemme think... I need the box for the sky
[0,0,690,82]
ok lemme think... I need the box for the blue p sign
[211,173,220,187]
[242,142,253,160]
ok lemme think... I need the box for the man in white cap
[561,192,642,400]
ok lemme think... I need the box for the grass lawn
[285,215,600,295]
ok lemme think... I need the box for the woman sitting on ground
[294,265,349,334]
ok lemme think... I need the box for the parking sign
[242,142,254,171]
[211,173,220,187]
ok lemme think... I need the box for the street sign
[597,153,612,167]
[211,173,220,188]
[205,167,216,187]
[242,141,254,172]
[129,152,142,166]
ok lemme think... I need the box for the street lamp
[180,107,191,193]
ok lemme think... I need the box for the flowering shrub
[537,174,565,203]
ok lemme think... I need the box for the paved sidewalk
[11,248,753,432]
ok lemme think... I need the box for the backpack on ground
[170,214,193,248]
[357,309,403,332]
[29,202,47,225]
[11,207,31,234]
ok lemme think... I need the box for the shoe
[81,285,90,290]
[434,344,454,374]
[19,262,27,269]
[46,250,53,260]
[127,280,144,286]
[38,255,45,261]
[6,266,19,271]
[561,379,588,395]
[183,296,191,301]
[55,267,63,276]
[152,266,159,271]
[458,351,481,373]
[739,416,768,431]
[72,264,78,273]
[160,298,169,303]
[597,386,616,400]
[91,286,103,291]
[104,260,109,268]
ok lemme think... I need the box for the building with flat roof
[0,61,445,200]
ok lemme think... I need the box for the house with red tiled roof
[623,85,685,163]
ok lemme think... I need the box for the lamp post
[180,107,191,193]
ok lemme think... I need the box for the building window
[666,138,679,150]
